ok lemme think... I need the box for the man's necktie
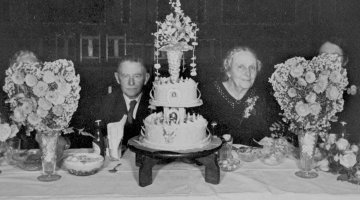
[127,100,137,124]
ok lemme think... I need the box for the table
[1,148,360,200]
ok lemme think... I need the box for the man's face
[115,61,150,99]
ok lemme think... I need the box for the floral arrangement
[3,60,81,134]
[316,133,360,184]
[269,54,349,137]
[153,0,199,51]
[153,0,199,77]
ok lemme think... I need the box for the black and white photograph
[0,0,360,199]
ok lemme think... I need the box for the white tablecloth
[0,149,360,200]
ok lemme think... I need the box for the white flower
[13,107,26,122]
[313,79,328,94]
[33,81,48,97]
[329,71,342,83]
[11,71,25,85]
[297,78,307,87]
[295,102,310,117]
[325,143,331,150]
[57,82,72,96]
[27,113,41,125]
[38,98,52,111]
[316,158,329,172]
[0,123,12,142]
[43,71,56,83]
[309,103,321,116]
[25,74,38,87]
[327,134,337,144]
[305,71,316,83]
[53,94,65,105]
[339,152,357,168]
[351,144,359,153]
[20,99,34,115]
[290,64,304,78]
[336,138,349,151]
[305,92,316,103]
[287,88,297,98]
[64,71,76,82]
[36,108,49,118]
[52,105,64,117]
[326,86,340,100]
[45,91,59,105]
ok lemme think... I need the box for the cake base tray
[128,136,223,187]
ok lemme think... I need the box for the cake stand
[128,136,223,187]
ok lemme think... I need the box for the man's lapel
[135,94,149,121]
[113,87,128,121]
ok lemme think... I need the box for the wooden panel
[222,0,296,24]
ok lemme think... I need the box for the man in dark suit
[100,55,150,148]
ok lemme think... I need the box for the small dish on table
[63,153,104,176]
[236,146,260,162]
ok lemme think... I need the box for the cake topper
[153,0,199,80]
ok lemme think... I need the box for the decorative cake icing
[150,77,202,107]
[142,112,209,150]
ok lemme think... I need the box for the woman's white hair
[222,46,262,76]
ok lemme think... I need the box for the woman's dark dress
[200,81,275,145]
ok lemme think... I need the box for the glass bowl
[63,153,104,176]
[237,147,259,162]
[218,150,242,172]
[260,152,285,166]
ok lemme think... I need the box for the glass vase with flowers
[3,59,81,181]
[269,54,349,178]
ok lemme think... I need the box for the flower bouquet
[316,134,360,184]
[269,54,349,178]
[153,0,199,78]
[3,59,81,181]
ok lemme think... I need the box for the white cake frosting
[150,77,202,107]
[142,112,210,150]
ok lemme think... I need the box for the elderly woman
[201,46,274,145]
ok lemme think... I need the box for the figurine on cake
[140,0,210,151]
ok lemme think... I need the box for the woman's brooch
[243,96,259,118]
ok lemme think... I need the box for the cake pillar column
[166,50,183,82]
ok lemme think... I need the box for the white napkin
[107,115,127,160]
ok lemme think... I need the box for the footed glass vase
[37,131,61,182]
[295,131,318,178]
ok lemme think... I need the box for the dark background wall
[0,0,359,143]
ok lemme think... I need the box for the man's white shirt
[123,93,142,119]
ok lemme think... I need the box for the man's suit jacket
[100,85,150,146]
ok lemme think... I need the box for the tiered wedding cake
[141,0,210,150]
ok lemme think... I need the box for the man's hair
[320,36,348,58]
[117,55,147,73]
